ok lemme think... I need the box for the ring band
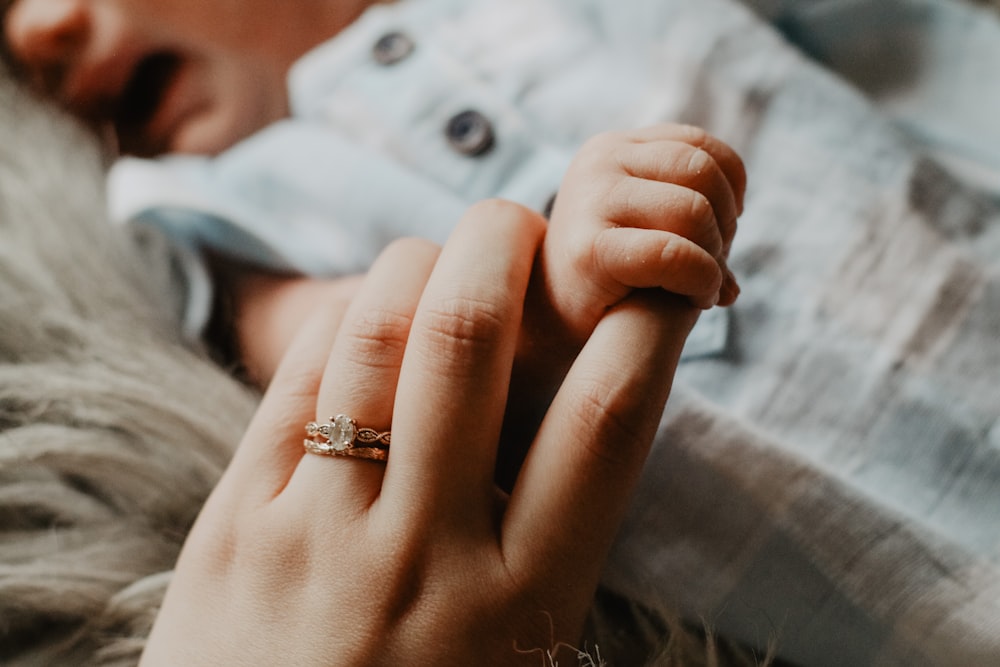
[304,414,391,461]
[303,438,388,461]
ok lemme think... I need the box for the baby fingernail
[724,272,741,303]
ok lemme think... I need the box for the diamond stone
[329,415,357,451]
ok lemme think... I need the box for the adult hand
[140,200,698,666]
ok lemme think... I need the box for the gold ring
[303,438,388,461]
[304,414,391,460]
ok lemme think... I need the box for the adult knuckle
[274,365,326,404]
[343,306,414,366]
[569,377,645,468]
[188,519,241,577]
[420,294,506,353]
[196,506,305,584]
[367,526,428,619]
[249,515,309,571]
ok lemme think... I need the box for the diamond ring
[304,414,391,461]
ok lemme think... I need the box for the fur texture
[0,76,258,665]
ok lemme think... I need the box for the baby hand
[542,123,746,342]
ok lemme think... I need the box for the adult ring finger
[288,238,439,503]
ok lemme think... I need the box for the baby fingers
[602,176,725,258]
[592,226,724,309]
[613,124,746,217]
[611,139,739,252]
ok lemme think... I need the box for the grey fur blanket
[0,77,258,665]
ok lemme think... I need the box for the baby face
[3,0,373,156]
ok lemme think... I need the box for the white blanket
[604,1,1000,664]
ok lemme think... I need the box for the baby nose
[4,0,90,74]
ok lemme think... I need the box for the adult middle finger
[381,200,546,528]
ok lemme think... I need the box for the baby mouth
[113,52,183,156]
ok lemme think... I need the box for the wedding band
[304,414,391,460]
[303,438,388,461]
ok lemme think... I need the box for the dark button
[542,192,558,219]
[445,110,495,157]
[373,31,415,65]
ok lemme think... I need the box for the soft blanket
[0,84,259,664]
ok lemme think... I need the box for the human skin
[3,0,384,155]
[230,124,746,392]
[140,200,700,666]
